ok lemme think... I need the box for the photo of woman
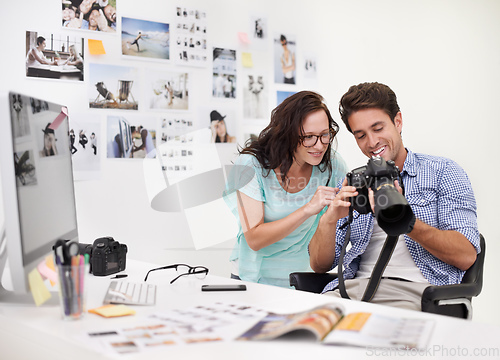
[274,33,296,85]
[210,110,236,143]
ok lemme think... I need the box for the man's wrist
[406,214,416,234]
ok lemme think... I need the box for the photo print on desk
[62,0,117,33]
[146,69,189,111]
[274,32,296,85]
[173,5,208,67]
[26,30,84,82]
[212,48,237,99]
[121,17,170,61]
[106,115,158,159]
[88,63,139,110]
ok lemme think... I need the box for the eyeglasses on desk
[144,264,209,284]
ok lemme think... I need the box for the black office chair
[290,234,485,320]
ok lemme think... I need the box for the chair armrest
[422,282,481,303]
[289,272,338,293]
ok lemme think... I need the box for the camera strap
[337,210,399,302]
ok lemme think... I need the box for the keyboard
[103,281,157,306]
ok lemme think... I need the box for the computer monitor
[0,91,79,304]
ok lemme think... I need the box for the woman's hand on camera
[303,185,337,216]
[323,178,358,223]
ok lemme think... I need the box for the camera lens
[378,204,406,223]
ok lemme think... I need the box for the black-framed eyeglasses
[144,264,209,284]
[299,129,336,148]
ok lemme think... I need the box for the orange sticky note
[88,39,106,55]
[89,304,136,318]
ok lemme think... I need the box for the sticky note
[88,39,106,55]
[89,304,136,318]
[48,107,68,131]
[238,32,250,45]
[28,268,52,306]
[242,52,253,68]
[37,257,58,285]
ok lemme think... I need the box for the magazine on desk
[237,303,435,349]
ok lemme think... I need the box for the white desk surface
[1,259,499,360]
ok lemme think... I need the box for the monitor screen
[0,92,78,300]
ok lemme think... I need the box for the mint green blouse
[223,151,348,288]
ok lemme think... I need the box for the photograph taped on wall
[160,115,194,145]
[88,63,139,110]
[121,17,170,61]
[213,48,237,99]
[107,115,158,159]
[202,106,239,144]
[241,124,267,149]
[274,33,296,85]
[276,91,296,107]
[243,73,268,119]
[69,114,101,180]
[26,30,84,81]
[62,0,117,33]
[248,14,268,52]
[250,15,266,40]
[173,5,208,67]
[303,54,318,79]
[146,69,189,111]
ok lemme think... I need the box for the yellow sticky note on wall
[28,268,52,306]
[242,52,253,68]
[88,39,106,55]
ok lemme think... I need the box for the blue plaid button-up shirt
[321,149,480,293]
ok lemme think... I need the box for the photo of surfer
[121,17,170,61]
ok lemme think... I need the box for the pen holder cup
[57,263,88,320]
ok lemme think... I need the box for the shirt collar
[402,148,418,177]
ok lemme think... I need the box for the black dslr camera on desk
[346,156,415,236]
[79,237,127,276]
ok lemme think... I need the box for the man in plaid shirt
[309,82,480,311]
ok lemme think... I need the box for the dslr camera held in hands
[79,237,127,276]
[346,156,415,236]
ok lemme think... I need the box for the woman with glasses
[223,91,348,288]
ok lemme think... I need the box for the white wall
[0,0,499,325]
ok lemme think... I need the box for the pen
[56,256,70,316]
[111,274,128,279]
[79,255,84,313]
[71,255,79,317]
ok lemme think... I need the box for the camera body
[346,156,414,236]
[346,156,401,214]
[79,237,127,276]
